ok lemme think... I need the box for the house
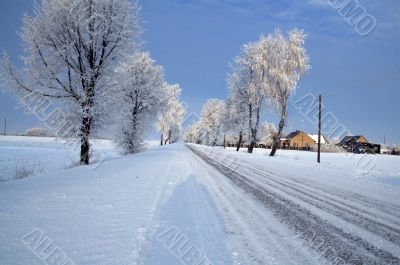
[338,135,368,146]
[279,130,316,150]
[338,135,380,154]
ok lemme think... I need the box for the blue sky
[0,0,399,144]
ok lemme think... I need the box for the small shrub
[64,160,81,169]
[14,159,43,180]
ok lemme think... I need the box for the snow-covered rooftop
[308,134,326,144]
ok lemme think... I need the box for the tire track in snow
[185,147,315,265]
[207,152,400,244]
[239,159,400,220]
[240,163,400,245]
[188,145,400,265]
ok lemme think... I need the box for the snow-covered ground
[0,136,160,182]
[0,142,231,265]
[1,141,400,265]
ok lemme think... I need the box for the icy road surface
[187,144,400,265]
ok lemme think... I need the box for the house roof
[281,130,329,144]
[285,131,301,139]
[309,134,327,144]
[338,135,368,146]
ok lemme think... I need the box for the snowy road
[187,144,400,265]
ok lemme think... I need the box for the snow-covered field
[0,136,117,182]
[0,136,161,182]
[1,139,400,265]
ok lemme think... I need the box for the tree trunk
[80,115,91,165]
[212,130,219,146]
[168,130,172,144]
[247,103,253,153]
[160,133,163,146]
[79,70,95,164]
[80,137,90,165]
[236,131,243,151]
[270,107,286,156]
[248,130,255,153]
[248,104,261,154]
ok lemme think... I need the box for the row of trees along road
[187,29,310,156]
[0,0,185,164]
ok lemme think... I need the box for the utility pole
[3,117,6,136]
[317,95,322,163]
[384,135,386,145]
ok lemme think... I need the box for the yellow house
[280,131,316,149]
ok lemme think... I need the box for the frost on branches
[185,99,225,146]
[0,0,141,164]
[262,29,310,156]
[185,121,206,145]
[158,84,186,145]
[199,99,226,146]
[227,41,265,153]
[225,96,248,151]
[260,122,277,147]
[112,52,165,154]
[225,28,309,156]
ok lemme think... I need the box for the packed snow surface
[188,144,400,264]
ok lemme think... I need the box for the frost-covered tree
[228,42,264,153]
[226,28,309,155]
[185,122,199,143]
[260,122,276,147]
[262,29,310,156]
[158,84,186,145]
[113,51,165,154]
[225,96,248,151]
[200,99,226,146]
[185,121,208,145]
[0,0,141,164]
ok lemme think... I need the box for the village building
[279,130,324,150]
[338,135,381,154]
